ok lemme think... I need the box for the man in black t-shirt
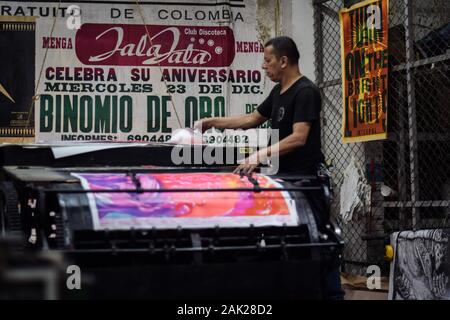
[194,36,324,175]
[195,36,344,300]
[257,75,325,174]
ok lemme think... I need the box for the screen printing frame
[1,165,338,251]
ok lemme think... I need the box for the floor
[341,273,389,300]
[344,289,388,300]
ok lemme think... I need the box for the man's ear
[281,56,288,68]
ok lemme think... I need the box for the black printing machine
[0,143,343,299]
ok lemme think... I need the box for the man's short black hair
[265,36,300,64]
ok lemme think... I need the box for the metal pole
[397,81,408,228]
[404,0,420,228]
[313,2,324,85]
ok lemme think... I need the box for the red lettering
[76,24,235,67]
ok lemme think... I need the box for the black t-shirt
[257,76,325,174]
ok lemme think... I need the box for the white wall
[291,0,316,82]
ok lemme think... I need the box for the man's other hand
[233,151,265,176]
[193,119,213,133]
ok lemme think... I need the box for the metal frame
[314,0,449,219]
[392,51,450,72]
[404,0,420,227]
[313,0,450,272]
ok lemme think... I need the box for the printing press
[0,143,343,299]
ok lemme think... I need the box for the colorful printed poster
[72,172,298,230]
[339,0,389,143]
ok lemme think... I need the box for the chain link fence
[313,0,450,275]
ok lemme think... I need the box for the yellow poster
[340,0,389,143]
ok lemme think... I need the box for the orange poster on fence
[340,0,388,143]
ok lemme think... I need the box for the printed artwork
[0,16,35,141]
[339,0,389,143]
[0,1,277,142]
[389,229,450,300]
[73,172,298,230]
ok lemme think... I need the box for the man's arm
[195,86,274,132]
[234,122,311,175]
[194,111,267,132]
[235,86,321,175]
[266,122,311,157]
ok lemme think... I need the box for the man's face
[262,45,285,82]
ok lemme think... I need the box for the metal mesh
[313,0,450,275]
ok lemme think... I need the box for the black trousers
[293,178,345,300]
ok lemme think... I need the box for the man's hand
[233,150,268,176]
[193,119,213,133]
[193,112,267,133]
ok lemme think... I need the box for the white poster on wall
[0,0,278,143]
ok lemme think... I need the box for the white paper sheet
[340,157,371,222]
[51,143,147,159]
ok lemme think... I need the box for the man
[195,36,344,300]
[194,36,324,176]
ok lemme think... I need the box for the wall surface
[291,0,316,82]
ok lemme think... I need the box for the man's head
[262,36,300,82]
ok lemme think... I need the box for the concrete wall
[291,0,316,82]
